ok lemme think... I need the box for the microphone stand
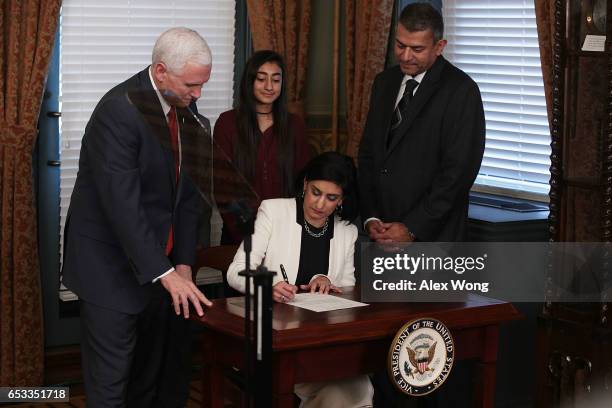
[235,203,275,407]
[251,265,275,407]
[234,203,254,407]
[183,103,274,407]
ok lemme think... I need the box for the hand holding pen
[273,264,297,303]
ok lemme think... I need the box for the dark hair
[234,50,294,196]
[399,2,444,43]
[298,152,359,222]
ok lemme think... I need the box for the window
[59,0,236,264]
[443,0,551,198]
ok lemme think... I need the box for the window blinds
[442,0,550,196]
[59,0,235,262]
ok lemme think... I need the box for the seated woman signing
[226,151,358,299]
[226,151,373,408]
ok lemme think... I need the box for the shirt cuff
[363,217,381,229]
[309,274,330,284]
[153,267,175,283]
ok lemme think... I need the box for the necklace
[303,217,328,238]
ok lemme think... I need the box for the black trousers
[80,285,192,408]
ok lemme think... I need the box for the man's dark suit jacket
[358,56,485,242]
[62,67,211,314]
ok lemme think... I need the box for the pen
[280,264,289,283]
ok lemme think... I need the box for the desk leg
[474,325,499,408]
[201,331,224,408]
[272,352,296,408]
[202,361,224,408]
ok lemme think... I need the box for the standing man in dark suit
[358,2,485,244]
[62,27,213,407]
[360,5,485,406]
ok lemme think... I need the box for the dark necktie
[165,106,179,255]
[387,78,419,148]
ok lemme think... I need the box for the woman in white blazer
[227,151,360,299]
[226,197,357,294]
[227,152,373,408]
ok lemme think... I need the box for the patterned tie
[165,106,179,256]
[388,78,419,148]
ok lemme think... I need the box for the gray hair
[152,27,212,73]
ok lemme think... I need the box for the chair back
[195,244,238,272]
[195,244,240,297]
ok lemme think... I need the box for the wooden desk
[195,287,520,408]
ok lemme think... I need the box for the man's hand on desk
[161,267,212,318]
[300,276,341,295]
[273,281,298,303]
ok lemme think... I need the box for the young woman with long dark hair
[214,50,311,244]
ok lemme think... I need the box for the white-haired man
[62,27,213,407]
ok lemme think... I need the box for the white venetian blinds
[59,0,235,254]
[442,0,551,196]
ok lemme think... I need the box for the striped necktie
[387,78,419,149]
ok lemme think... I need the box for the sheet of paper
[582,35,606,52]
[287,293,369,312]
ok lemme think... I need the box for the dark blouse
[294,198,334,286]
[213,109,311,243]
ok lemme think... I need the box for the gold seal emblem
[388,317,454,396]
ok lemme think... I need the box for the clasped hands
[273,276,341,303]
[160,264,212,318]
[366,219,415,243]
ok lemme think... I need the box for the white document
[287,293,369,312]
[582,35,606,52]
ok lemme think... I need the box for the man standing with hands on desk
[62,27,213,407]
[358,2,485,245]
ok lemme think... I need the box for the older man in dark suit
[358,2,485,245]
[62,27,213,407]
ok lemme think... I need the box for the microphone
[162,89,260,218]
[160,92,273,406]
[162,89,208,130]
[227,199,256,236]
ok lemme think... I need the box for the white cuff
[153,267,175,283]
[363,217,381,229]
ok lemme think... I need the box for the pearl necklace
[304,217,329,238]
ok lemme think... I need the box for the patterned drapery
[246,0,312,117]
[344,0,394,159]
[0,0,61,385]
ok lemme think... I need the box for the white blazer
[227,198,358,293]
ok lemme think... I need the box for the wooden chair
[194,244,240,298]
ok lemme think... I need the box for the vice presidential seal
[388,317,454,396]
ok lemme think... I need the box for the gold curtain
[344,0,394,159]
[246,0,312,117]
[0,0,61,385]
[534,0,554,131]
